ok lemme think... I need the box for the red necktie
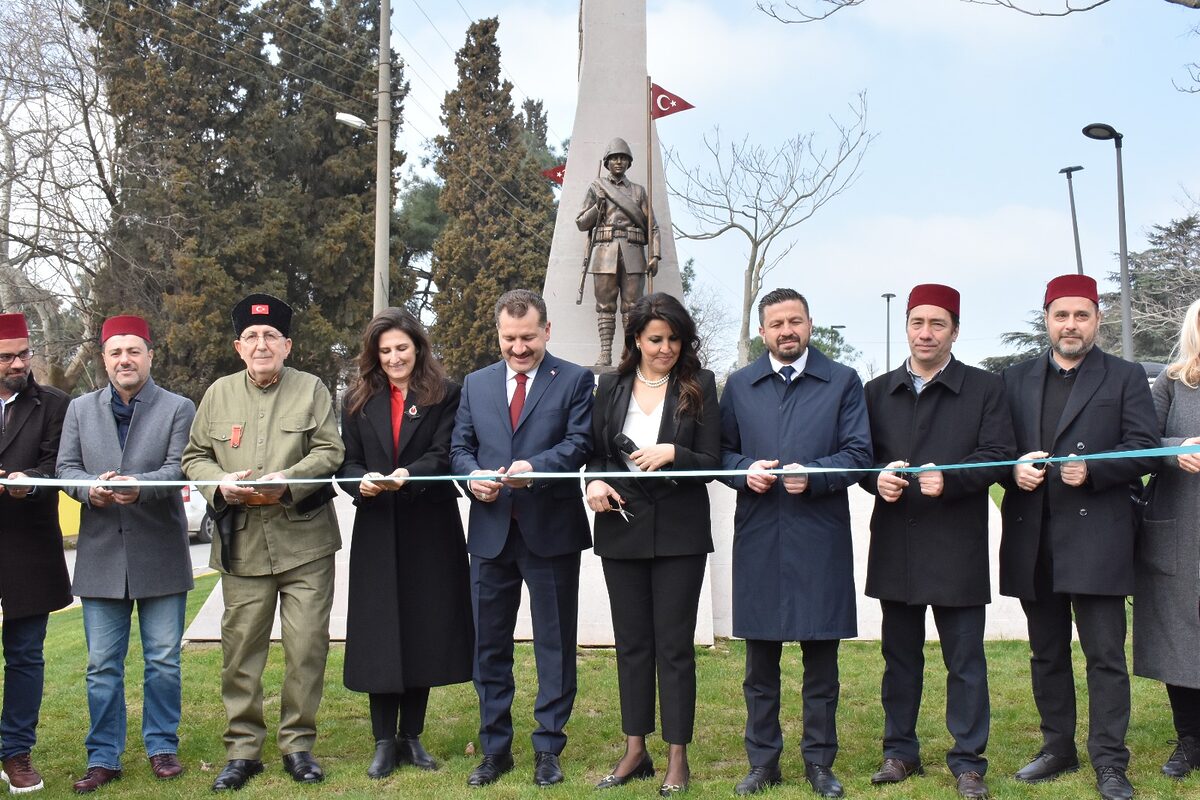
[510,373,527,430]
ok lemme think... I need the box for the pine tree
[430,17,555,380]
[82,0,405,399]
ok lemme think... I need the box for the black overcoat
[861,358,1015,606]
[586,369,720,559]
[0,377,71,619]
[999,347,1160,600]
[337,380,473,693]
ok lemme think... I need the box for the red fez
[1044,274,1099,308]
[907,284,960,317]
[100,315,151,345]
[0,313,29,340]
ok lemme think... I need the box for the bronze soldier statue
[576,137,660,367]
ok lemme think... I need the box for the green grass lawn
[22,574,1192,798]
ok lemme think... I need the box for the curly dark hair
[616,292,704,418]
[344,307,446,417]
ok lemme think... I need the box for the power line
[91,6,552,247]
[90,6,364,118]
[127,0,374,107]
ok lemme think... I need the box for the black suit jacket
[586,369,720,559]
[999,347,1159,599]
[0,377,71,619]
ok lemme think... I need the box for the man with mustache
[1000,274,1158,800]
[56,315,196,791]
[719,288,872,797]
[0,312,72,794]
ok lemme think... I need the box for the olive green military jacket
[182,367,344,576]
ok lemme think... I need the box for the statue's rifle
[576,159,607,305]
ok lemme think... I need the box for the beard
[1052,336,1094,360]
[1,372,28,395]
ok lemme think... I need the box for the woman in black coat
[337,308,473,779]
[585,293,720,796]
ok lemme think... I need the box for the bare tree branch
[759,0,1197,25]
[666,93,872,366]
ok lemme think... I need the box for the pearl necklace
[635,365,670,388]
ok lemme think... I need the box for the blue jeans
[0,614,49,759]
[81,594,186,769]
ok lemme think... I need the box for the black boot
[367,739,398,779]
[1163,736,1200,779]
[397,736,438,771]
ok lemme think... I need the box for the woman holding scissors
[585,292,721,796]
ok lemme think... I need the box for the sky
[388,0,1200,372]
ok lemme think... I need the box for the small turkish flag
[251,304,269,315]
[650,83,694,119]
[541,165,565,185]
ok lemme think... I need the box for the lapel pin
[550,368,557,376]
[407,405,420,418]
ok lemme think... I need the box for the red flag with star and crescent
[541,164,565,185]
[650,83,694,119]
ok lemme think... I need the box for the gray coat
[1133,371,1200,688]
[57,378,196,599]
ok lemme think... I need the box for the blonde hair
[1167,297,1200,388]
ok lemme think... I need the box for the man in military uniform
[182,293,343,792]
[575,137,660,366]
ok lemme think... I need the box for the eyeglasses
[239,332,284,346]
[0,349,33,366]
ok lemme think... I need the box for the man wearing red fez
[56,316,196,790]
[0,312,71,794]
[999,274,1158,800]
[861,285,1014,799]
[182,293,343,791]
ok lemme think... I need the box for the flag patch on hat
[251,304,270,315]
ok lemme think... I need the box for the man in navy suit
[450,289,594,788]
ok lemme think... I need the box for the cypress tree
[430,17,555,380]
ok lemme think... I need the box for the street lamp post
[336,0,392,316]
[1082,123,1134,361]
[881,293,896,368]
[1058,165,1084,274]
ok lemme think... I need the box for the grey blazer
[56,378,196,599]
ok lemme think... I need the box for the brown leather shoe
[956,771,989,799]
[148,754,183,780]
[870,758,923,784]
[1,753,45,793]
[72,766,121,794]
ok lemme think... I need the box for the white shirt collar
[768,349,808,378]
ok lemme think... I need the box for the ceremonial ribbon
[10,443,1199,488]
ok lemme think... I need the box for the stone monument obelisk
[542,0,683,369]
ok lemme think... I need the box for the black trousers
[1020,592,1130,768]
[471,521,580,756]
[743,638,839,769]
[369,688,430,741]
[879,601,989,775]
[601,554,707,744]
[1167,684,1200,739]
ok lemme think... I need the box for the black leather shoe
[870,758,923,784]
[467,753,514,787]
[211,759,263,791]
[595,753,654,788]
[956,771,989,799]
[534,752,564,787]
[282,752,324,783]
[804,762,843,798]
[1095,766,1134,800]
[735,765,782,795]
[1013,751,1080,783]
[1163,736,1200,778]
[367,739,397,779]
[397,736,438,771]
